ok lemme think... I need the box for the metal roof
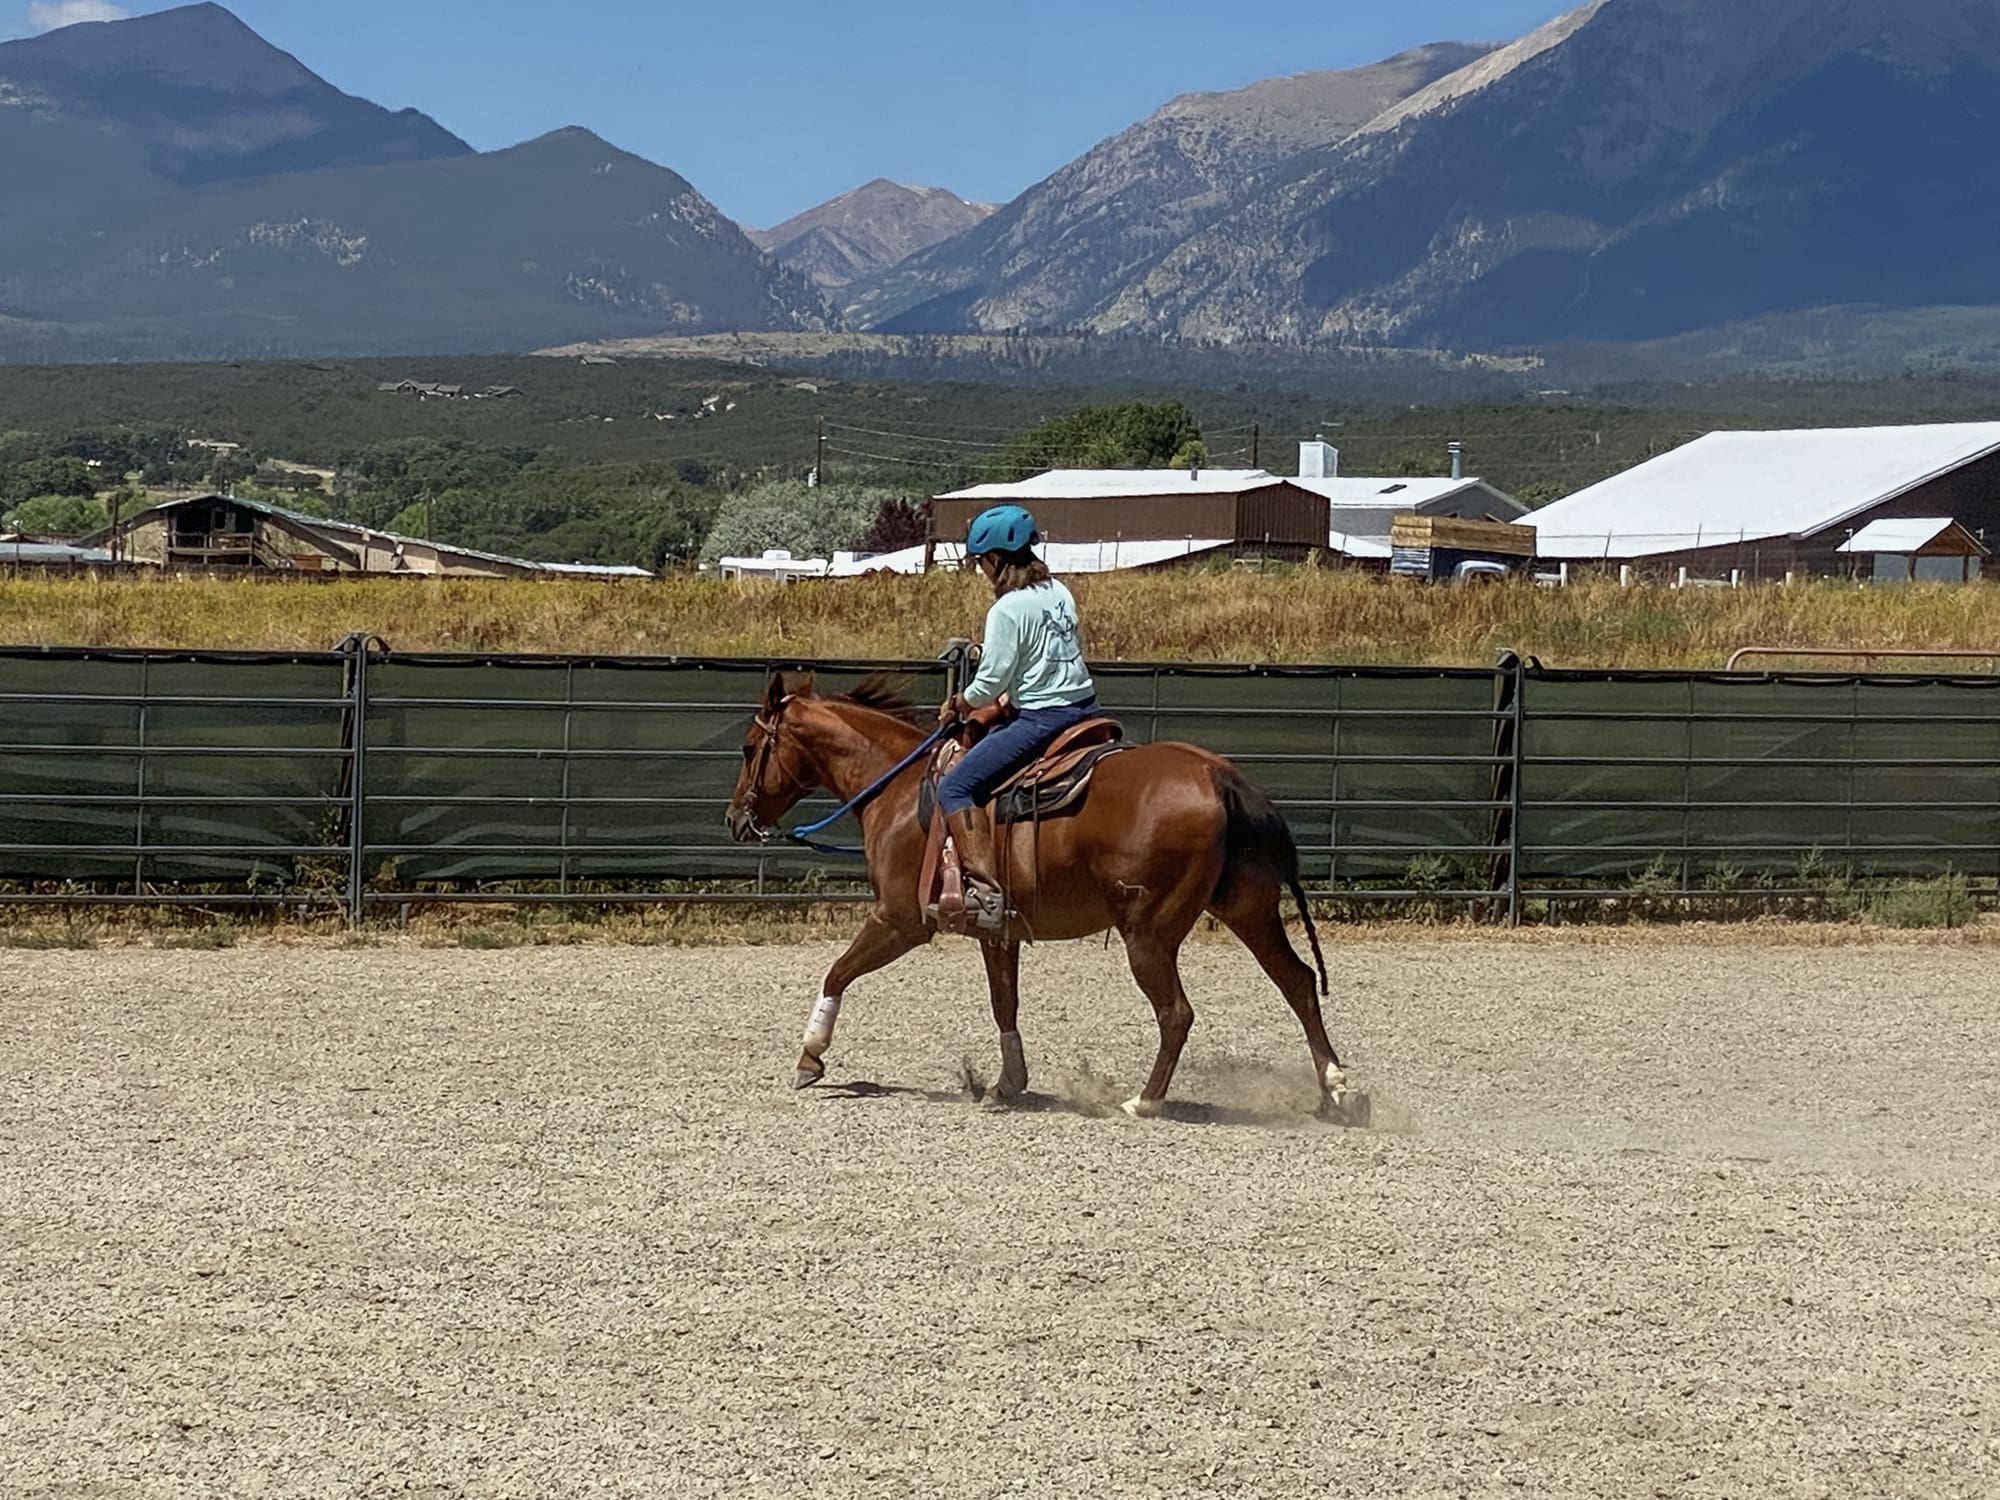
[833,538,1236,576]
[1836,518,1989,556]
[1525,423,2000,559]
[1328,530,1394,561]
[0,539,119,564]
[939,469,1286,501]
[1296,476,1498,510]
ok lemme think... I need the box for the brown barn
[929,469,1330,564]
[1525,423,2000,581]
[90,494,651,580]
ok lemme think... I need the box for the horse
[725,671,1363,1122]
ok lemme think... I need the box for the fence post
[1508,654,1527,928]
[338,633,374,926]
[1488,651,1527,927]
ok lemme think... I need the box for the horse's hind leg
[1119,933,1195,1119]
[978,939,1029,1102]
[794,909,929,1090]
[1211,874,1347,1109]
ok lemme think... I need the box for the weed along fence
[2,638,1998,922]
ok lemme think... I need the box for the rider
[937,504,1098,933]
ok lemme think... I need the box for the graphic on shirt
[1041,604,1081,661]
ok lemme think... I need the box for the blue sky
[14,0,1576,226]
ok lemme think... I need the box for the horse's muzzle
[725,804,773,844]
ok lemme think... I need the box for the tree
[4,493,110,536]
[700,481,891,566]
[859,497,928,554]
[992,401,1203,479]
[1,455,96,504]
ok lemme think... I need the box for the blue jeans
[938,698,1100,815]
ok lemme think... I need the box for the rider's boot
[945,809,1008,935]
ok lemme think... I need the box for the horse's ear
[797,672,818,699]
[761,670,788,715]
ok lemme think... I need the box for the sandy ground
[2,935,1998,1498]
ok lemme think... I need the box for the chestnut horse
[725,672,1361,1121]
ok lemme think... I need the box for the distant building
[1289,440,1526,553]
[930,468,1329,567]
[1836,518,1988,584]
[87,494,651,581]
[0,535,129,572]
[1524,423,2000,579]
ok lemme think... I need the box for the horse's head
[725,671,823,843]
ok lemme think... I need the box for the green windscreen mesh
[4,648,1997,898]
[0,650,349,883]
[1520,671,2000,886]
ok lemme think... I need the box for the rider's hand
[938,694,962,724]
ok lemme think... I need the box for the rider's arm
[959,597,1020,709]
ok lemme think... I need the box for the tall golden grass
[4,571,2000,668]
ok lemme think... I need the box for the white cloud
[27,1,130,31]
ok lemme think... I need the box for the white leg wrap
[801,994,841,1060]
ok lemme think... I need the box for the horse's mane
[837,673,928,726]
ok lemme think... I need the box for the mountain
[0,5,833,359]
[749,180,997,288]
[1088,0,2000,347]
[847,43,1494,334]
[0,2,469,225]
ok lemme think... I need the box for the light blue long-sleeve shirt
[961,579,1095,710]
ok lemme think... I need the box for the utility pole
[1250,424,1260,469]
[813,417,826,488]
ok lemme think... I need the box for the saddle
[918,699,1128,933]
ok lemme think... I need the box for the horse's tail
[1211,765,1329,998]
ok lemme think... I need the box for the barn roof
[1836,518,1990,557]
[939,468,1286,501]
[1525,422,2000,559]
[1295,475,1511,511]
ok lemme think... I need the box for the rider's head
[966,505,1051,596]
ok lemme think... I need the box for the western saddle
[920,697,1126,935]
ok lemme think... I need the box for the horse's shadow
[812,1078,1343,1129]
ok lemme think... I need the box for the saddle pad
[918,743,1129,829]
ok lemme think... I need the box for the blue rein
[781,724,952,856]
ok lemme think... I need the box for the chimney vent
[1448,441,1465,481]
[1299,438,1339,480]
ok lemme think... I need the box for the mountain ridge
[749,179,997,288]
[0,6,835,359]
[847,41,1495,334]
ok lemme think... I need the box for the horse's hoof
[1121,1096,1164,1120]
[793,1064,825,1091]
[1321,1090,1372,1129]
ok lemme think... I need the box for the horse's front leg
[794,908,929,1090]
[978,938,1029,1103]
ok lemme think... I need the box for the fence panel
[358,656,947,895]
[0,648,351,889]
[5,646,1999,913]
[1519,668,2000,892]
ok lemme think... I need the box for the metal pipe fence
[1,640,1996,921]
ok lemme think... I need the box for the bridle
[741,695,819,830]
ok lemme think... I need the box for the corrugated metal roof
[1836,518,1988,556]
[1328,530,1394,561]
[1525,423,2000,559]
[1296,476,1490,509]
[939,469,1282,501]
[833,538,1236,576]
[0,540,119,564]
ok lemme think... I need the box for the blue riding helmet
[966,504,1039,557]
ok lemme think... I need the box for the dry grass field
[5,571,2000,669]
[3,933,1996,1497]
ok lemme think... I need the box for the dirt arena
[3,933,1997,1498]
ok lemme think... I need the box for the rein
[766,715,953,857]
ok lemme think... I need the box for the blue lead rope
[782,724,953,856]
